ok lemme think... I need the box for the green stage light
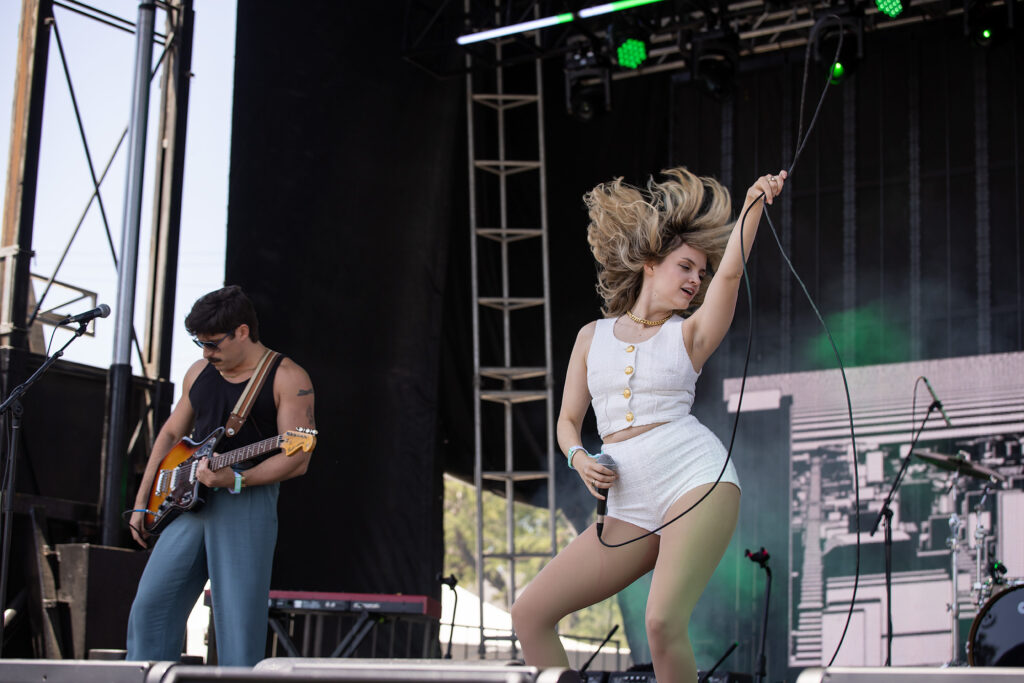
[875,0,903,19]
[972,25,994,47]
[616,37,647,69]
[608,16,650,70]
[830,61,846,84]
[812,14,862,87]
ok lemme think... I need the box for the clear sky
[1,0,235,395]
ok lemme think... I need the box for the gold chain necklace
[626,310,672,327]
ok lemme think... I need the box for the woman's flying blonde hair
[585,167,734,317]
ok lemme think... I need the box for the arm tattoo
[297,388,314,396]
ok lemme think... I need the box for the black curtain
[225,2,464,596]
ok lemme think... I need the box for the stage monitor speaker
[56,544,149,659]
[247,659,576,683]
[0,659,174,683]
[796,667,1024,682]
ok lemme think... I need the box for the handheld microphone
[921,376,953,427]
[594,453,617,539]
[58,303,111,326]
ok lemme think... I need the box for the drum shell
[967,582,1024,666]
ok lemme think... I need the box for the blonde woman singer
[511,167,787,682]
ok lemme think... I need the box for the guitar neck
[209,435,282,470]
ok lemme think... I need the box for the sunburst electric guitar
[143,426,318,535]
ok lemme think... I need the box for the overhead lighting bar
[579,0,664,19]
[456,13,574,45]
[457,0,664,45]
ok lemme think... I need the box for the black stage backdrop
[225,3,1023,674]
[225,3,463,596]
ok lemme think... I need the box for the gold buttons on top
[626,411,635,422]
[626,345,635,353]
[623,388,631,399]
[625,365,634,375]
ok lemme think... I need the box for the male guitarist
[126,285,315,666]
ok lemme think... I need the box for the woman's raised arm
[687,170,787,370]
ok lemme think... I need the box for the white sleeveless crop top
[586,315,700,438]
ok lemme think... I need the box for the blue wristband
[567,445,590,470]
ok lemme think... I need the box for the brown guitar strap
[223,348,281,438]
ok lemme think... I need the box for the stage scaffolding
[0,0,193,656]
[464,2,557,656]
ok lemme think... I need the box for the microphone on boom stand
[57,303,111,326]
[922,376,953,427]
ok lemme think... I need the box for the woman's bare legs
[646,482,740,683]
[511,517,660,667]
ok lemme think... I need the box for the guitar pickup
[155,470,170,495]
[189,460,199,483]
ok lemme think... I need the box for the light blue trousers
[126,482,279,666]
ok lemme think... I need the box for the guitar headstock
[281,428,318,455]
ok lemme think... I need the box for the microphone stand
[698,641,738,683]
[437,573,458,659]
[745,548,771,683]
[579,624,618,674]
[869,401,939,667]
[0,322,89,655]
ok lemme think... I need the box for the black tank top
[189,354,284,468]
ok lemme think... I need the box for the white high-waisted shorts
[600,415,740,534]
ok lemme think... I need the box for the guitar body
[142,426,317,538]
[144,428,224,535]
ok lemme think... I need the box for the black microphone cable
[754,22,864,660]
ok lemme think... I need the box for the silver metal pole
[534,33,556,565]
[113,1,155,364]
[464,0,484,655]
[947,479,963,666]
[101,0,155,546]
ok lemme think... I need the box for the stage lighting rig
[564,36,612,122]
[809,11,864,85]
[965,0,1014,47]
[875,0,904,19]
[608,16,650,69]
[690,30,739,99]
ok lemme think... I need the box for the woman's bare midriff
[601,421,668,444]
